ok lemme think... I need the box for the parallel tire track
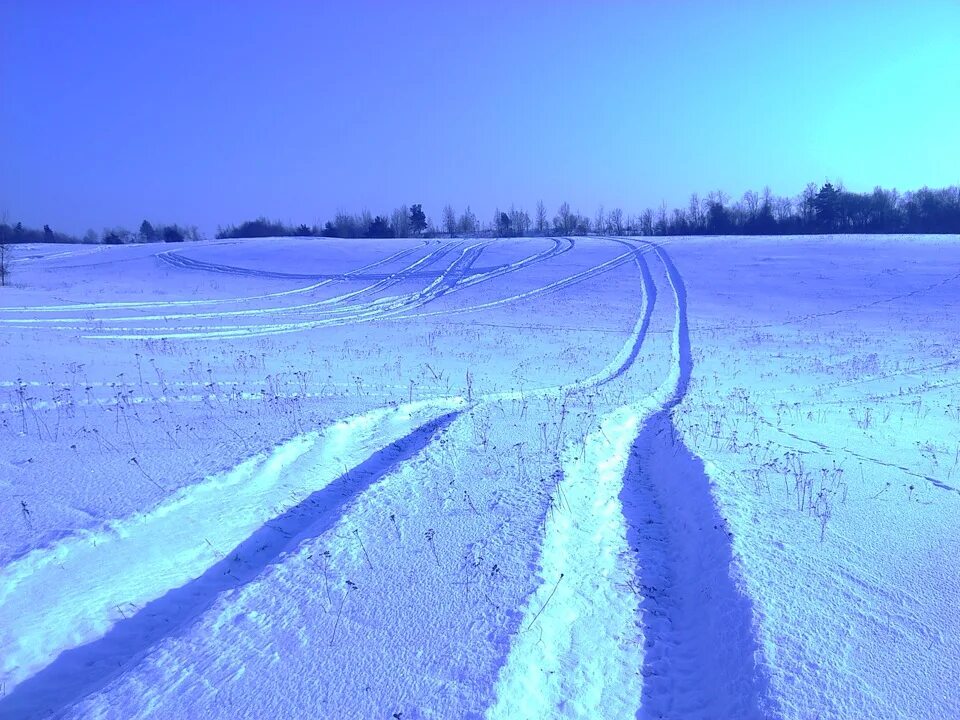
[158,244,420,280]
[486,241,774,719]
[2,238,758,720]
[2,239,577,338]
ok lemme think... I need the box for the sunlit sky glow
[2,1,958,234]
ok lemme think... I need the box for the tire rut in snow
[484,242,661,718]
[157,241,427,281]
[0,409,461,720]
[621,242,775,719]
[403,240,639,324]
[11,239,576,338]
[485,241,775,719]
[78,241,491,340]
[622,411,773,719]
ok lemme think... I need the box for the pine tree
[409,204,427,235]
[139,220,156,242]
[814,183,840,231]
[162,226,185,242]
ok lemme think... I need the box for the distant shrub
[366,216,394,238]
[163,226,185,243]
[102,229,128,245]
[216,217,315,239]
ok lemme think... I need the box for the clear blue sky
[2,1,958,235]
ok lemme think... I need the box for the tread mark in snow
[485,241,658,718]
[1,241,428,313]
[622,243,775,719]
[0,410,461,720]
[486,241,776,719]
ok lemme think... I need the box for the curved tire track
[486,241,774,719]
[2,239,577,339]
[621,242,774,719]
[0,400,466,719]
[0,238,647,714]
[0,242,430,314]
[1,237,709,720]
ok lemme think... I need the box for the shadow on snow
[0,410,461,720]
[620,242,775,719]
[621,411,774,719]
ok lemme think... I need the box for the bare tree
[332,211,362,238]
[594,205,606,235]
[687,193,703,232]
[535,200,548,234]
[0,224,10,286]
[442,204,458,237]
[656,202,668,235]
[509,205,530,237]
[798,183,818,227]
[555,202,574,234]
[774,196,794,223]
[672,208,688,233]
[360,209,373,233]
[390,205,410,238]
[609,207,624,236]
[762,185,774,210]
[707,189,730,209]
[640,209,654,236]
[458,206,477,236]
[576,210,591,235]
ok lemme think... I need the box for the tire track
[486,242,774,719]
[622,242,774,719]
[0,240,493,336]
[0,238,575,336]
[395,241,641,323]
[156,247,403,281]
[0,242,429,314]
[0,242,475,336]
[75,240,574,339]
[21,242,464,326]
[484,242,664,719]
[0,399,466,718]
[0,238,665,719]
[0,238,640,713]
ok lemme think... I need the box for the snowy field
[1,235,958,719]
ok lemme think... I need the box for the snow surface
[1,235,958,719]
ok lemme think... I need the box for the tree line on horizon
[0,219,199,245]
[3,182,960,247]
[218,182,960,239]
